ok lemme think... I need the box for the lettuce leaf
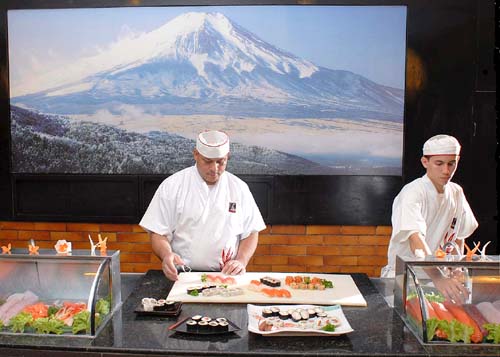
[484,323,500,344]
[426,318,440,341]
[437,319,473,343]
[96,298,110,316]
[8,312,33,333]
[72,310,91,334]
[32,317,65,335]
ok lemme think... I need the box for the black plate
[134,301,182,317]
[172,319,240,335]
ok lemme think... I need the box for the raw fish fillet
[0,290,39,325]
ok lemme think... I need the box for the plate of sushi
[134,298,182,317]
[247,304,354,336]
[170,315,240,335]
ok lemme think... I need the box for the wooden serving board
[166,272,367,306]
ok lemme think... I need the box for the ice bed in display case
[394,254,500,345]
[0,249,121,338]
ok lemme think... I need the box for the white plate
[247,304,354,336]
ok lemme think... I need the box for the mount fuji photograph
[8,6,407,175]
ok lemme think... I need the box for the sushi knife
[168,316,190,331]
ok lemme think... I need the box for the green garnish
[201,273,207,283]
[8,312,33,333]
[304,277,311,284]
[96,298,110,316]
[188,289,199,296]
[424,291,445,303]
[321,279,334,288]
[484,323,500,344]
[72,310,91,334]
[321,323,336,332]
[32,317,65,335]
[48,306,60,317]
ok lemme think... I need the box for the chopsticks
[168,316,189,331]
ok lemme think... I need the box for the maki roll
[208,321,220,331]
[291,311,302,322]
[270,307,280,316]
[219,320,229,331]
[278,310,290,320]
[186,319,198,331]
[216,317,228,324]
[191,315,202,322]
[197,320,209,331]
[262,308,274,318]
[153,301,166,311]
[260,276,281,287]
[201,316,212,323]
[165,301,177,310]
[317,312,328,318]
[300,310,310,320]
[307,308,317,318]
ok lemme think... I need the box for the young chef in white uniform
[140,130,266,281]
[381,135,478,302]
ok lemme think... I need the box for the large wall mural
[9,6,407,175]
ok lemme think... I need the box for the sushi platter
[134,299,182,317]
[170,315,241,335]
[247,304,354,336]
[166,272,367,306]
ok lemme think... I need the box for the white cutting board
[166,272,367,306]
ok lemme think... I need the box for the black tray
[171,318,240,335]
[134,301,182,317]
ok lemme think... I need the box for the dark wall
[0,1,497,253]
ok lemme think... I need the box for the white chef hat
[196,130,230,158]
[422,134,461,156]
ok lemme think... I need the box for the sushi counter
[1,270,499,357]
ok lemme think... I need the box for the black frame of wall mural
[0,0,497,254]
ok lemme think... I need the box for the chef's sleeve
[139,181,175,240]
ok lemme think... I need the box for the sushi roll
[216,317,228,324]
[201,316,212,323]
[314,307,324,314]
[262,308,274,318]
[300,310,310,320]
[291,311,302,322]
[153,301,166,311]
[191,315,203,322]
[219,320,229,331]
[307,308,317,318]
[186,319,198,331]
[165,301,177,310]
[197,320,209,331]
[278,310,290,320]
[208,321,220,331]
[317,312,328,318]
[187,286,201,295]
[270,307,280,316]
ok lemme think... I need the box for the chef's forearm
[408,231,432,256]
[150,232,173,261]
[235,232,259,266]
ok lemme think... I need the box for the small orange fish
[1,243,12,254]
[29,244,40,255]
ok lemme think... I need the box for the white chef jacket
[381,174,478,278]
[139,165,266,271]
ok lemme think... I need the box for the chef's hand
[221,259,246,275]
[161,252,185,281]
[432,275,469,304]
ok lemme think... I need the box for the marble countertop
[0,271,498,357]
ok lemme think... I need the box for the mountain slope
[12,12,404,121]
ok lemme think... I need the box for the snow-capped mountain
[12,12,404,121]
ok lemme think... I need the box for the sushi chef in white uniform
[140,130,266,281]
[381,135,478,302]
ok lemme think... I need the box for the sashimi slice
[0,290,39,325]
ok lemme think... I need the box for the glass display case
[0,249,121,338]
[394,254,500,345]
